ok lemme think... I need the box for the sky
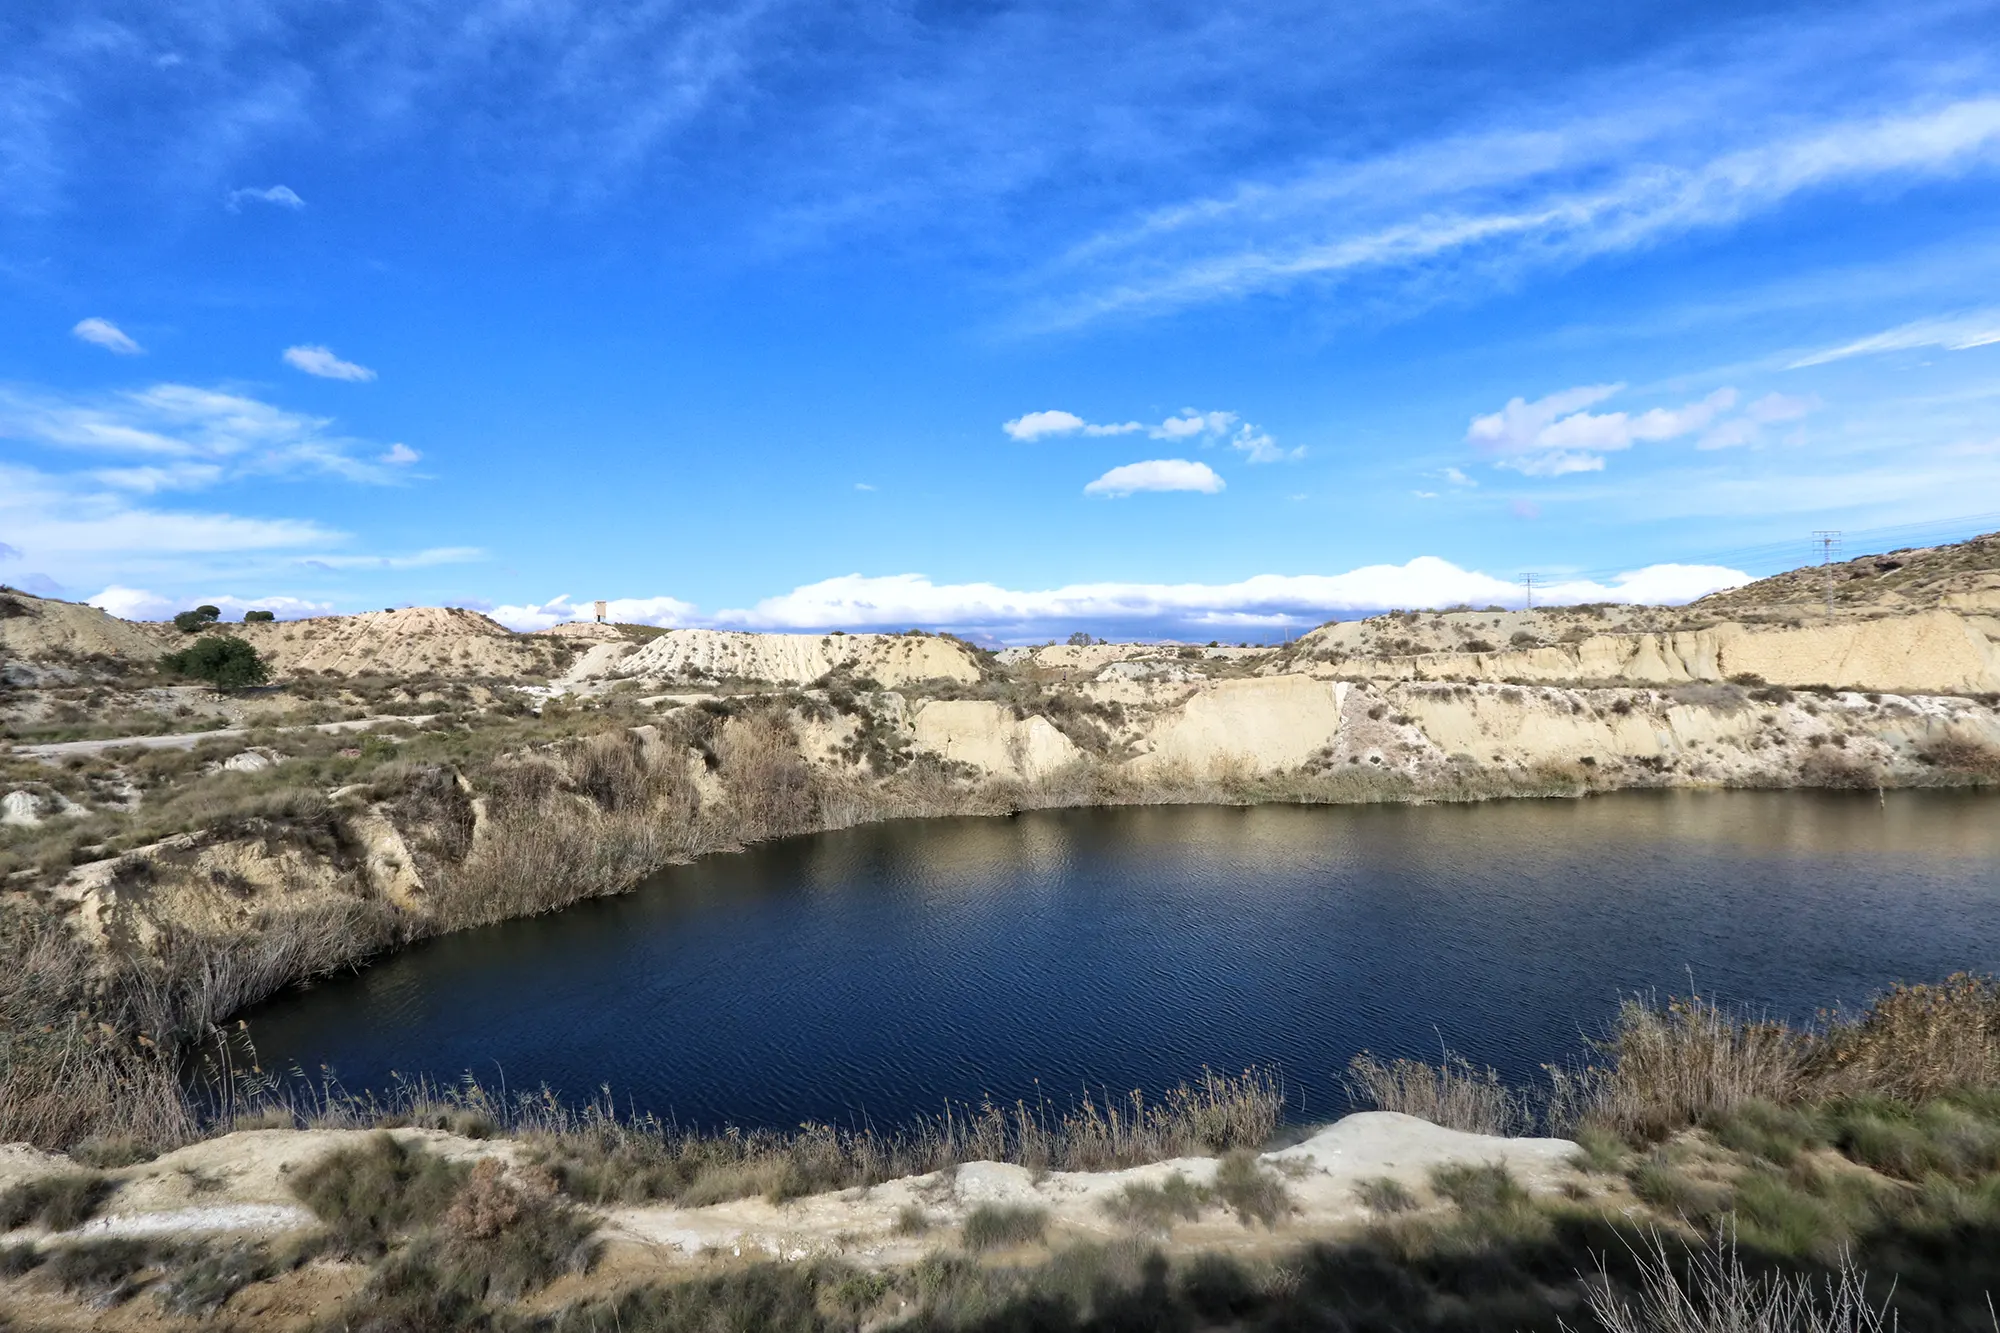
[4,0,2000,642]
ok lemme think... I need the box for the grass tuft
[1101,1171,1211,1233]
[1353,1175,1417,1215]
[961,1203,1049,1251]
[1212,1150,1293,1227]
[0,1171,112,1231]
[288,1132,467,1255]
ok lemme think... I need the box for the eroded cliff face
[1292,609,2000,695]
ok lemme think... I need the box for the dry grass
[1581,993,1811,1142]
[1570,1231,1892,1333]
[521,1066,1283,1210]
[1345,1050,1534,1135]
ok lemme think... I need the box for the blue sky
[4,0,2000,641]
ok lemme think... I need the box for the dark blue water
[241,790,2000,1129]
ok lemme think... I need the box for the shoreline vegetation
[5,974,2000,1329]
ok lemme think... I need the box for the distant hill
[1693,530,2000,619]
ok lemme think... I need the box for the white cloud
[489,593,699,632]
[71,318,143,355]
[1412,490,1439,499]
[1006,407,1297,463]
[1441,466,1477,487]
[1788,309,2000,367]
[284,345,377,382]
[1003,409,1144,440]
[1229,425,1303,463]
[703,559,1750,635]
[226,185,305,211]
[0,542,20,560]
[1151,409,1235,440]
[854,481,876,491]
[0,383,404,484]
[88,588,335,622]
[381,443,420,465]
[1472,384,1756,474]
[1083,459,1224,496]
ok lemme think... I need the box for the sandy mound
[583,629,982,687]
[533,621,628,641]
[0,591,173,664]
[235,607,558,679]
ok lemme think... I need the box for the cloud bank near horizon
[483,557,1751,640]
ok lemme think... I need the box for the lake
[241,790,2000,1130]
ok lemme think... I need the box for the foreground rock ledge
[0,1113,1580,1267]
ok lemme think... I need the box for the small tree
[172,605,222,633]
[243,609,276,623]
[160,636,270,690]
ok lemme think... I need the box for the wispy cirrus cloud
[0,382,411,484]
[71,317,143,354]
[296,547,484,572]
[226,184,305,211]
[284,344,376,381]
[1788,307,2000,366]
[1038,96,2000,329]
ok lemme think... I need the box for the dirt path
[11,715,437,761]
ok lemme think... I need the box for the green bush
[171,605,221,633]
[159,636,269,690]
[242,609,276,623]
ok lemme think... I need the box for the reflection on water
[242,790,2000,1130]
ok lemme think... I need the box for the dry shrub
[1796,750,1880,790]
[1580,995,1808,1142]
[436,1158,596,1302]
[1918,733,2000,781]
[0,910,197,1151]
[124,902,400,1044]
[1345,1051,1533,1136]
[1814,974,2000,1101]
[717,709,819,839]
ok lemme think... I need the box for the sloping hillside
[0,589,173,663]
[234,607,566,679]
[1694,529,2000,618]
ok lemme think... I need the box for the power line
[1530,509,2000,586]
[1812,530,1842,618]
[1519,572,1539,610]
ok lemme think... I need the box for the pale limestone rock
[911,699,1082,780]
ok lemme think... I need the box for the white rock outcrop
[911,700,1082,781]
[1133,677,1349,776]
